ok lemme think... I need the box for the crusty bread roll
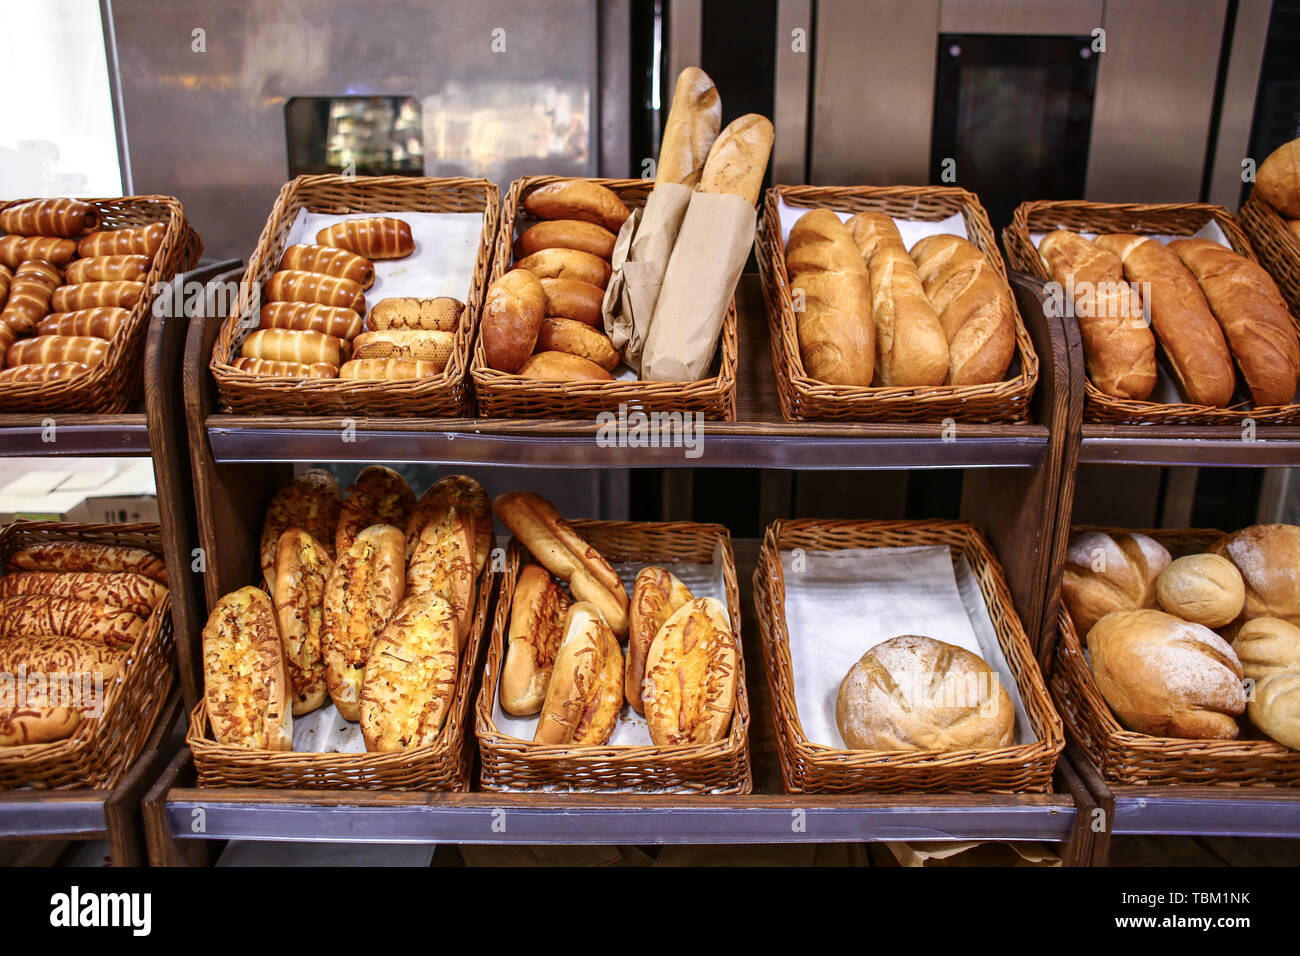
[202,587,292,750]
[522,181,630,233]
[643,597,737,745]
[322,523,405,722]
[1062,531,1172,638]
[500,563,572,716]
[535,316,619,371]
[514,248,612,290]
[1093,234,1235,407]
[406,475,493,575]
[847,212,950,387]
[910,234,1015,386]
[1038,230,1156,399]
[232,357,337,378]
[482,268,546,373]
[1256,138,1300,218]
[1232,617,1300,683]
[335,465,415,558]
[626,566,693,714]
[784,208,874,387]
[272,529,333,716]
[258,302,362,340]
[1209,524,1300,633]
[279,243,374,290]
[240,328,349,367]
[1167,238,1300,407]
[493,491,629,636]
[514,220,617,262]
[835,635,1014,751]
[533,602,624,745]
[657,66,721,187]
[352,329,454,369]
[539,277,604,327]
[1155,553,1245,629]
[0,198,98,238]
[516,350,614,381]
[0,236,77,269]
[698,114,774,206]
[338,358,439,379]
[1248,673,1300,749]
[259,469,342,590]
[405,507,476,649]
[0,595,145,648]
[0,570,166,619]
[366,296,464,332]
[1088,609,1246,739]
[10,541,167,583]
[360,593,460,751]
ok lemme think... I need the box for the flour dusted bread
[1155,553,1245,629]
[835,635,1014,751]
[335,465,415,558]
[643,597,737,746]
[500,563,572,716]
[272,529,333,715]
[625,567,693,714]
[259,468,342,591]
[698,114,774,206]
[1061,531,1171,638]
[1232,617,1300,683]
[657,67,721,187]
[202,586,292,750]
[1088,609,1246,739]
[1248,673,1300,749]
[1208,524,1300,633]
[534,602,624,746]
[1256,138,1300,218]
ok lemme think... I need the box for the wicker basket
[210,174,499,417]
[0,521,176,790]
[0,196,201,413]
[475,520,752,793]
[756,184,1039,423]
[754,518,1064,794]
[187,562,491,790]
[1004,199,1300,425]
[1239,192,1300,317]
[1052,526,1300,787]
[471,176,738,421]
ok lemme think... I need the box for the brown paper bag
[602,182,692,373]
[640,191,756,382]
[884,841,1062,867]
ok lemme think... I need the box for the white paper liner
[490,542,732,746]
[776,198,970,251]
[778,545,1037,749]
[291,702,367,754]
[1027,218,1232,250]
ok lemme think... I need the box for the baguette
[539,277,603,327]
[335,465,415,558]
[698,114,774,206]
[847,212,949,386]
[625,567,692,714]
[366,296,464,332]
[37,307,130,340]
[500,563,572,716]
[784,208,874,386]
[338,358,440,379]
[272,529,333,715]
[65,255,149,284]
[0,595,145,649]
[51,280,144,312]
[1093,234,1236,407]
[517,350,614,382]
[7,335,109,369]
[240,328,348,367]
[258,301,362,340]
[0,198,98,237]
[514,220,617,262]
[201,586,292,750]
[493,491,629,636]
[264,270,365,313]
[0,236,77,270]
[514,248,612,290]
[315,217,414,259]
[534,316,620,370]
[10,541,168,584]
[279,243,374,289]
[1167,238,1300,407]
[259,469,342,590]
[643,597,737,745]
[656,66,721,187]
[1038,230,1157,399]
[0,570,166,618]
[522,181,630,233]
[77,222,165,259]
[482,268,546,373]
[533,602,624,745]
[351,329,454,368]
[405,474,492,574]
[231,356,338,378]
[1256,138,1300,218]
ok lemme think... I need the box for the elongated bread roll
[279,243,374,289]
[1038,230,1157,399]
[0,633,125,679]
[322,523,406,722]
[626,567,693,714]
[360,592,460,751]
[366,296,464,332]
[482,269,546,373]
[514,220,617,262]
[201,586,292,750]
[405,474,492,574]
[10,541,168,583]
[338,358,440,379]
[335,465,415,558]
[0,570,166,618]
[231,357,337,378]
[258,301,362,340]
[37,307,130,339]
[260,469,342,590]
[1094,234,1235,407]
[65,255,149,284]
[534,602,624,745]
[0,322,11,367]
[7,335,109,369]
[514,248,612,290]
[523,181,630,233]
[0,236,77,269]
[264,270,365,313]
[240,328,348,366]
[643,597,737,745]
[516,351,613,381]
[1,260,60,334]
[847,212,949,386]
[698,114,774,206]
[535,316,619,370]
[785,208,874,386]
[272,529,333,715]
[493,491,629,636]
[51,281,144,312]
[0,362,89,383]
[78,222,165,259]
[405,507,476,649]
[0,264,10,312]
[910,234,1015,386]
[500,563,572,716]
[1167,238,1300,407]
[657,66,722,187]
[1256,138,1300,218]
[352,329,454,369]
[0,595,145,648]
[0,636,125,733]
[315,217,414,259]
[539,277,603,327]
[0,198,98,237]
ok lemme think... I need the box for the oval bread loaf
[315,216,414,259]
[335,465,415,558]
[0,570,166,618]
[405,507,476,649]
[0,198,98,238]
[539,277,604,327]
[405,474,492,574]
[0,595,145,648]
[50,281,144,312]
[201,586,292,750]
[37,307,130,340]
[10,541,168,584]
[533,602,624,745]
[264,270,365,313]
[482,269,546,373]
[351,329,454,369]
[1155,553,1245,629]
[273,529,333,716]
[259,469,342,591]
[338,358,440,379]
[514,248,612,290]
[1231,616,1300,683]
[517,351,614,381]
[522,181,630,233]
[258,301,362,341]
[643,597,737,745]
[534,316,619,370]
[77,222,165,259]
[625,566,693,714]
[514,219,617,262]
[65,255,150,284]
[366,296,464,332]
[1209,523,1300,634]
[279,243,374,289]
[232,357,338,378]
[500,563,572,717]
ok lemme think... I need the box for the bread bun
[533,602,623,745]
[405,507,476,649]
[535,316,620,370]
[405,475,492,575]
[1062,531,1172,638]
[643,597,737,745]
[1256,138,1300,218]
[522,181,630,233]
[482,268,546,373]
[835,635,1014,751]
[1088,609,1246,739]
[514,219,617,262]
[1155,553,1245,628]
[1248,673,1300,749]
[625,566,693,713]
[500,563,572,716]
[539,277,604,327]
[516,350,614,382]
[1231,616,1300,683]
[1209,524,1300,634]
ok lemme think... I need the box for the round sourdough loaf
[1209,524,1300,635]
[1155,553,1245,628]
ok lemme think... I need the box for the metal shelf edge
[1111,793,1300,838]
[0,795,110,839]
[0,422,151,457]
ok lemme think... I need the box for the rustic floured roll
[1061,531,1171,638]
[643,597,737,745]
[625,566,693,714]
[1231,616,1300,683]
[0,570,166,618]
[1154,553,1245,629]
[500,563,572,716]
[201,586,292,750]
[405,474,492,575]
[360,592,460,751]
[1209,524,1300,635]
[335,465,415,558]
[272,529,333,715]
[259,468,342,592]
[534,602,624,746]
[405,507,476,649]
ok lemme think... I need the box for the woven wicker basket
[0,196,201,413]
[1239,192,1300,316]
[1052,526,1300,787]
[210,174,499,417]
[476,520,752,793]
[756,184,1038,423]
[471,176,738,421]
[754,518,1064,794]
[0,521,176,790]
[187,562,490,790]
[1004,199,1300,425]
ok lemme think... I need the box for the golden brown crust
[642,597,736,745]
[352,329,454,369]
[482,269,546,373]
[516,351,615,382]
[405,509,476,649]
[0,706,81,746]
[1062,531,1172,638]
[698,114,774,206]
[77,222,164,259]
[258,302,363,340]
[232,357,338,378]
[279,243,375,290]
[360,593,460,751]
[514,220,617,262]
[500,564,572,716]
[1256,138,1300,218]
[522,181,631,233]
[65,255,149,284]
[1209,524,1300,635]
[0,236,77,269]
[535,316,620,370]
[0,634,126,682]
[0,571,166,618]
[514,248,612,290]
[533,603,623,745]
[366,297,464,332]
[656,66,721,188]
[0,198,98,238]
[625,567,693,714]
[201,586,292,750]
[334,465,415,558]
[539,277,604,327]
[0,595,144,648]
[9,541,167,584]
[49,281,144,312]
[239,327,349,367]
[37,307,131,339]
[405,474,492,575]
[272,529,333,715]
[315,217,414,259]
[259,469,342,592]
